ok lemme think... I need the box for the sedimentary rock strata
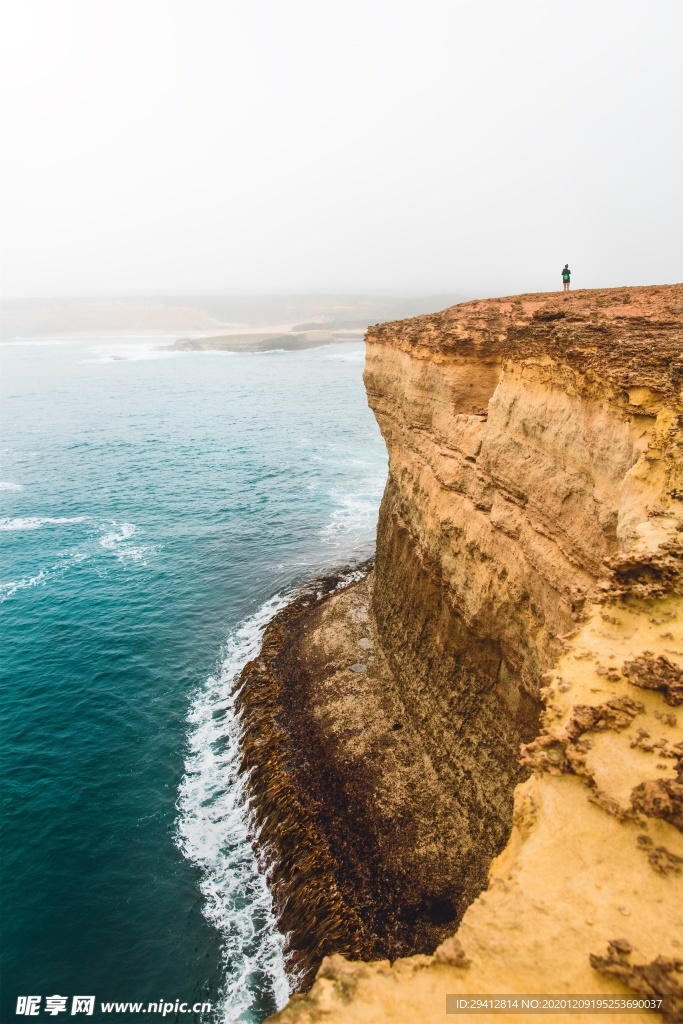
[236,285,683,1022]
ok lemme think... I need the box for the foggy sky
[1,0,681,299]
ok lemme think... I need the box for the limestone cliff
[237,285,683,1022]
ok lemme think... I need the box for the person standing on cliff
[562,264,571,291]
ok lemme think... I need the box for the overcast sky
[1,1,681,299]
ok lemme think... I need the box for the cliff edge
[240,285,683,1023]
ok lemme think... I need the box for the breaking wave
[176,596,292,1023]
[320,475,386,550]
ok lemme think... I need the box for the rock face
[239,285,683,1022]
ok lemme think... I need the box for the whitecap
[82,340,190,364]
[99,522,138,549]
[325,349,366,363]
[82,351,187,364]
[0,482,24,491]
[176,595,293,1022]
[0,569,49,602]
[0,551,89,603]
[98,522,157,566]
[0,515,85,531]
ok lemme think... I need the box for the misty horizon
[0,291,477,340]
[1,1,681,301]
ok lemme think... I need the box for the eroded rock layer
[240,285,683,1022]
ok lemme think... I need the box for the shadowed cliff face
[245,285,683,1022]
[356,287,682,955]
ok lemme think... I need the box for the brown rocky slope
[236,285,683,1022]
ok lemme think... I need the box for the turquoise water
[0,336,387,1022]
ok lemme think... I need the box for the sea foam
[0,552,89,604]
[176,595,292,1023]
[0,518,156,604]
[320,475,386,549]
[0,569,49,602]
[0,515,85,531]
[98,521,156,565]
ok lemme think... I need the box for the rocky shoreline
[236,556,541,991]
[235,566,376,989]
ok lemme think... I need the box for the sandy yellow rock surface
[257,287,683,1023]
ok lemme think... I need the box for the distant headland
[164,329,357,353]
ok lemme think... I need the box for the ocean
[0,336,387,1023]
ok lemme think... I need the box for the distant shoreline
[0,324,306,343]
[0,293,467,342]
[164,329,364,354]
